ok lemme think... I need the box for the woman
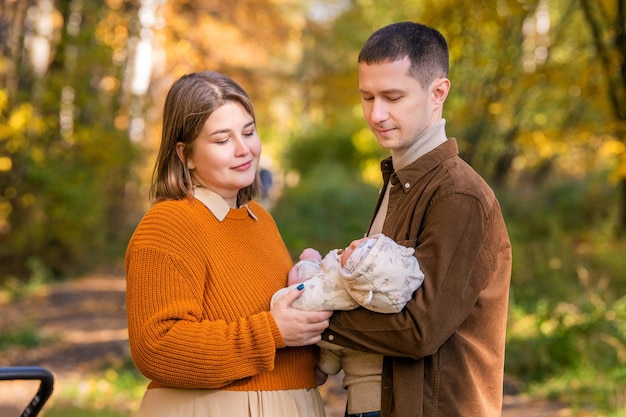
[125,71,332,417]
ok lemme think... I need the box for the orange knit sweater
[125,197,318,391]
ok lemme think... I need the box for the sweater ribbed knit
[125,197,318,391]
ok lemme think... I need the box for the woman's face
[178,100,261,205]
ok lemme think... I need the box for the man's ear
[432,78,450,106]
[176,142,194,169]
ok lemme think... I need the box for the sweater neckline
[192,186,258,221]
[391,119,447,170]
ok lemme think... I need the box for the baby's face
[340,237,369,267]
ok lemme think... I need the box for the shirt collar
[381,138,460,193]
[192,187,258,222]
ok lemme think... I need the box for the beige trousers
[136,388,327,417]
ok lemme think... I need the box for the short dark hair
[358,21,449,87]
[150,71,259,203]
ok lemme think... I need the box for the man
[321,21,512,417]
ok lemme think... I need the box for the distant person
[271,233,424,414]
[259,167,273,199]
[321,22,512,417]
[125,71,331,417]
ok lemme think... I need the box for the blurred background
[0,0,625,416]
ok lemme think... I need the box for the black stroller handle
[0,366,54,417]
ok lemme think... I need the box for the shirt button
[328,334,335,341]
[404,182,410,188]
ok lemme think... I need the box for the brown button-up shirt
[322,139,512,417]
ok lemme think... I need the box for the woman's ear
[176,142,194,169]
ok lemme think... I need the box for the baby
[272,233,424,313]
[272,234,425,414]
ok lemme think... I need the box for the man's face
[358,56,441,151]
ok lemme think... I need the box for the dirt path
[0,273,572,416]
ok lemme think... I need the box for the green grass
[526,366,626,416]
[44,405,131,417]
[0,324,41,349]
[43,358,147,417]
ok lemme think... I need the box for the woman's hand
[270,285,332,346]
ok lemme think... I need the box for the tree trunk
[619,177,626,237]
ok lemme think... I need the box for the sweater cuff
[267,312,286,348]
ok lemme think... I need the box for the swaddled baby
[272,233,424,313]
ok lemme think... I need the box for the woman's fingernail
[297,283,304,290]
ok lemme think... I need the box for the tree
[0,0,143,282]
[578,0,626,233]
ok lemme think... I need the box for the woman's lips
[233,160,252,171]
